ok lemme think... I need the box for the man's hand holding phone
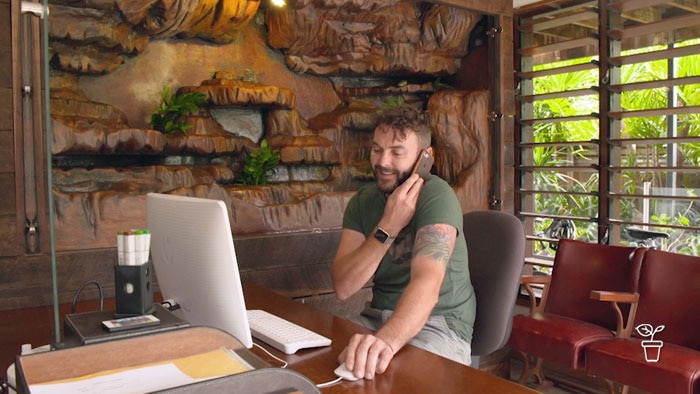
[379,150,432,235]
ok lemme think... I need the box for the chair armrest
[590,290,640,338]
[521,275,551,284]
[521,275,552,314]
[590,290,639,303]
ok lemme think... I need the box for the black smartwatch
[374,227,395,245]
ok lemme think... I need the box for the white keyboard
[247,309,332,354]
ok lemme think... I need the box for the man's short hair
[376,105,432,148]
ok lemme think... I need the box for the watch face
[374,229,390,243]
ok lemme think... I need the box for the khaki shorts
[353,307,472,367]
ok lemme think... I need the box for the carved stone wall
[18,0,496,309]
[266,1,479,75]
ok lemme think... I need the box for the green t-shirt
[342,175,476,343]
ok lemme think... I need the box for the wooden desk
[243,283,538,394]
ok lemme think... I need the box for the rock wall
[266,1,479,75]
[46,0,493,255]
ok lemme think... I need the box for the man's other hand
[338,333,396,380]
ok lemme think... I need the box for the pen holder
[114,260,154,317]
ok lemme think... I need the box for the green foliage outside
[238,139,280,185]
[529,38,700,257]
[148,86,207,135]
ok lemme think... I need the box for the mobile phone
[411,149,434,180]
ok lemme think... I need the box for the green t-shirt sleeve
[342,191,364,233]
[414,178,464,233]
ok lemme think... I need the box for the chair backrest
[633,249,700,350]
[463,210,525,360]
[545,239,645,330]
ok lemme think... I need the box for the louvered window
[516,0,700,271]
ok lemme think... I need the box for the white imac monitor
[146,193,253,348]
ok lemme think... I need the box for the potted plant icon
[635,323,665,362]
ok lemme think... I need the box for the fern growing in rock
[239,139,281,185]
[148,86,206,135]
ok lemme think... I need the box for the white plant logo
[635,323,665,362]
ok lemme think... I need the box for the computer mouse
[334,363,359,381]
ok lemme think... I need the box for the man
[332,105,476,380]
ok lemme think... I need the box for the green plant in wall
[377,95,405,114]
[239,139,280,185]
[148,86,207,135]
[432,77,455,91]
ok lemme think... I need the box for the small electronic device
[101,314,160,332]
[334,363,360,381]
[412,149,433,180]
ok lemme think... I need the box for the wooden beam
[609,136,700,145]
[609,105,700,118]
[669,0,700,13]
[520,0,597,19]
[519,113,599,125]
[609,43,700,65]
[496,13,516,214]
[518,60,598,78]
[529,24,597,41]
[519,140,599,148]
[520,35,598,56]
[608,13,700,40]
[428,0,512,16]
[520,10,598,32]
[607,0,673,13]
[519,87,599,102]
[609,75,700,92]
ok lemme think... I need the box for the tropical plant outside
[529,38,700,258]
[530,58,599,258]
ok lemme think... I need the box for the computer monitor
[146,193,253,348]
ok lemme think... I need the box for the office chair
[463,210,526,368]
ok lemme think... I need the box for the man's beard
[374,165,411,194]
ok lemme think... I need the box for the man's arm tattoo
[413,224,456,268]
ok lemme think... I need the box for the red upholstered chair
[586,249,700,394]
[507,239,646,385]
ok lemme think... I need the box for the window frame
[515,0,700,269]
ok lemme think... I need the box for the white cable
[316,376,343,388]
[252,342,288,369]
[251,342,344,388]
